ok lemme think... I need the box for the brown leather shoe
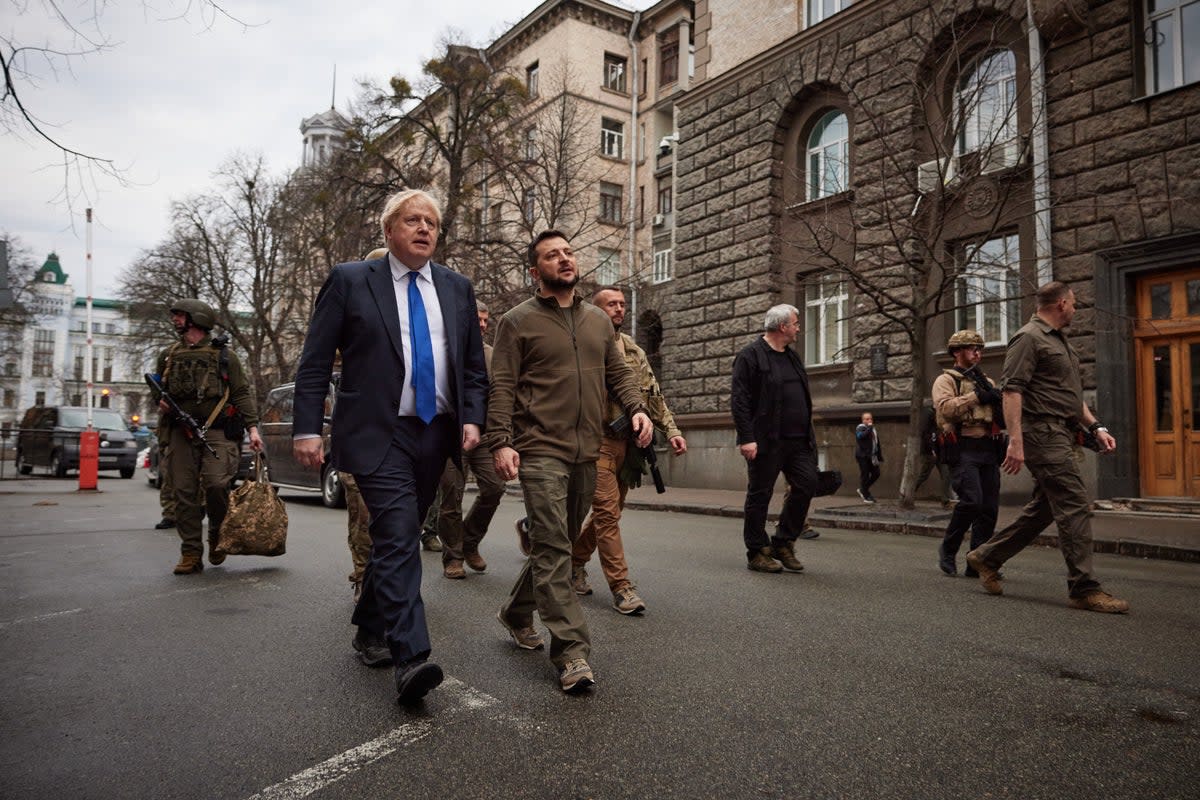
[771,542,805,572]
[173,553,203,575]
[443,560,466,579]
[747,547,782,573]
[464,550,487,572]
[965,550,1003,595]
[1068,591,1130,614]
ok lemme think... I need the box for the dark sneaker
[464,550,487,572]
[1068,591,1130,614]
[421,534,443,552]
[965,550,1003,595]
[154,518,176,530]
[395,659,443,705]
[515,518,531,556]
[747,548,783,573]
[443,560,466,580]
[572,567,593,596]
[856,488,876,504]
[800,528,820,540]
[939,561,957,577]
[352,630,394,667]
[173,553,203,575]
[558,658,595,693]
[612,586,646,615]
[771,542,805,572]
[496,610,544,650]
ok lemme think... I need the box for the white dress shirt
[389,253,451,418]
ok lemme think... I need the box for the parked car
[258,377,344,508]
[16,405,139,478]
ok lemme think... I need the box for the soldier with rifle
[932,330,1003,578]
[571,286,685,616]
[150,300,262,575]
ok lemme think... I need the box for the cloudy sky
[1,0,595,298]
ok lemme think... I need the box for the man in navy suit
[293,189,488,705]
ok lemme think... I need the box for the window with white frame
[524,128,537,160]
[803,274,849,365]
[601,118,624,158]
[806,109,849,200]
[526,62,539,96]
[604,53,627,93]
[599,182,623,224]
[956,234,1021,345]
[596,248,620,285]
[956,49,1017,154]
[652,249,673,284]
[1144,0,1200,93]
[32,329,55,377]
[807,0,853,27]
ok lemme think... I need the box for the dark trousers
[742,437,818,555]
[939,440,1000,568]
[352,414,455,665]
[856,456,880,497]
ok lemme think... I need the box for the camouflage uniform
[340,471,372,588]
[154,334,258,566]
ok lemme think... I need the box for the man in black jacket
[731,304,818,573]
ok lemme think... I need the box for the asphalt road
[1,475,1197,799]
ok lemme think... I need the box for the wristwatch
[1088,421,1108,433]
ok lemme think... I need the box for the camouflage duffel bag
[217,452,287,557]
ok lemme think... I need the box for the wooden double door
[1135,270,1200,497]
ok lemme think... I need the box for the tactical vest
[162,340,230,420]
[934,367,995,430]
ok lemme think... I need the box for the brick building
[658,0,1200,500]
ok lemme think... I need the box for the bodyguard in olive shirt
[965,281,1129,614]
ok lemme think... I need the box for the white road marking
[245,677,528,800]
[0,607,84,629]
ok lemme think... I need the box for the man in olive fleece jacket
[489,230,652,693]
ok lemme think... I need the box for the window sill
[785,190,854,214]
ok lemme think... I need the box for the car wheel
[50,450,67,478]
[321,464,345,508]
[16,450,32,475]
[120,467,135,479]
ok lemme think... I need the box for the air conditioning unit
[980,137,1027,175]
[917,157,957,194]
[652,213,665,227]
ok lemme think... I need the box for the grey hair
[475,299,489,314]
[764,304,799,332]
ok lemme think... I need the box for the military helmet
[947,329,985,353]
[170,299,218,331]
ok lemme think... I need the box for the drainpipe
[1026,0,1053,285]
[627,11,641,338]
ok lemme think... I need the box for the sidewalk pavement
[622,483,1200,564]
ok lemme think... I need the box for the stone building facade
[658,0,1200,500]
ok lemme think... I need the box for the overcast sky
[1,0,592,298]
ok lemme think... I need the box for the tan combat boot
[173,553,203,575]
[771,542,805,572]
[747,547,782,573]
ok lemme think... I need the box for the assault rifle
[961,366,1005,430]
[608,413,666,494]
[145,372,218,457]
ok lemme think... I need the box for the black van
[16,405,139,478]
[258,378,344,507]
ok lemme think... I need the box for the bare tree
[1,0,255,211]
[116,154,304,401]
[0,235,41,365]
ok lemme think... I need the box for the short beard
[541,272,579,292]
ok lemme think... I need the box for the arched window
[957,49,1017,154]
[806,109,849,201]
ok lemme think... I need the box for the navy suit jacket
[293,256,488,476]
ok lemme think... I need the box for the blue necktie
[407,271,436,424]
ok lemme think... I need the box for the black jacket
[731,336,813,446]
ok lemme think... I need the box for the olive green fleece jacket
[488,293,647,464]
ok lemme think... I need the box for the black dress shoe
[154,518,176,530]
[352,630,394,668]
[395,659,443,704]
[940,562,958,577]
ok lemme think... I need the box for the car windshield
[59,409,128,431]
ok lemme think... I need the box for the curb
[622,498,1200,564]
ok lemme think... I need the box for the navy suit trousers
[351,414,455,664]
